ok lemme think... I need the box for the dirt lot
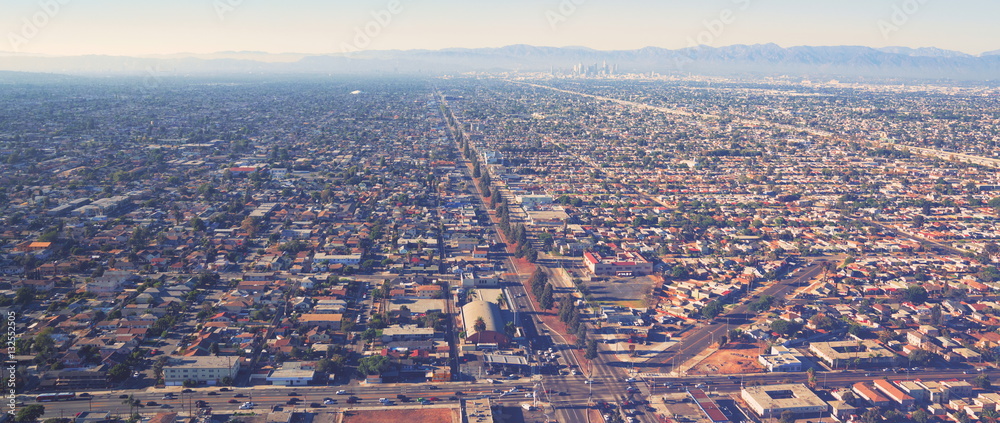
[690,342,767,375]
[341,408,459,423]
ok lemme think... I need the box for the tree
[840,390,856,405]
[911,214,925,228]
[701,301,722,319]
[903,285,928,304]
[908,349,936,366]
[361,328,377,342]
[860,408,880,423]
[717,335,727,348]
[806,367,817,389]
[525,249,538,263]
[473,317,486,333]
[357,355,391,376]
[584,340,598,360]
[108,363,132,382]
[972,373,992,389]
[770,319,802,337]
[209,342,220,356]
[15,405,44,423]
[779,410,795,423]
[539,284,554,310]
[911,408,930,423]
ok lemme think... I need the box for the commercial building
[758,345,803,372]
[163,356,241,386]
[583,251,653,276]
[461,300,509,349]
[689,389,729,422]
[741,384,827,419]
[464,397,494,423]
[266,367,316,386]
[809,340,896,368]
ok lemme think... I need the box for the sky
[1,0,998,56]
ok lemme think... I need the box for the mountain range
[1,44,999,81]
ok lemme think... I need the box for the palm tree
[473,317,486,333]
[122,394,142,417]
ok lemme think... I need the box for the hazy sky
[2,0,997,56]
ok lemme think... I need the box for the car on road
[336,390,348,395]
[119,394,130,399]
[182,389,194,393]
[625,377,637,382]
[426,385,438,390]
[207,392,219,396]
[233,393,246,398]
[219,387,231,392]
[287,392,299,396]
[310,402,322,408]
[323,399,336,405]
[285,400,297,405]
[146,401,158,406]
[79,393,91,398]
[454,391,464,396]
[228,399,239,404]
[160,404,172,409]
[584,380,593,384]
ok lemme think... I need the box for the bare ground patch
[690,342,767,375]
[341,408,458,423]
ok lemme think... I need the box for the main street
[438,92,653,423]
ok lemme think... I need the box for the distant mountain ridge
[0,44,998,81]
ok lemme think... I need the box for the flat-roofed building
[916,380,949,404]
[741,384,827,420]
[266,368,316,386]
[464,397,495,423]
[381,325,437,342]
[943,380,974,399]
[828,401,857,421]
[298,313,342,330]
[809,340,896,369]
[897,380,929,402]
[163,356,240,386]
[583,251,653,276]
[758,346,803,372]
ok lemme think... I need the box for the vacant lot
[341,408,458,423]
[691,342,766,375]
